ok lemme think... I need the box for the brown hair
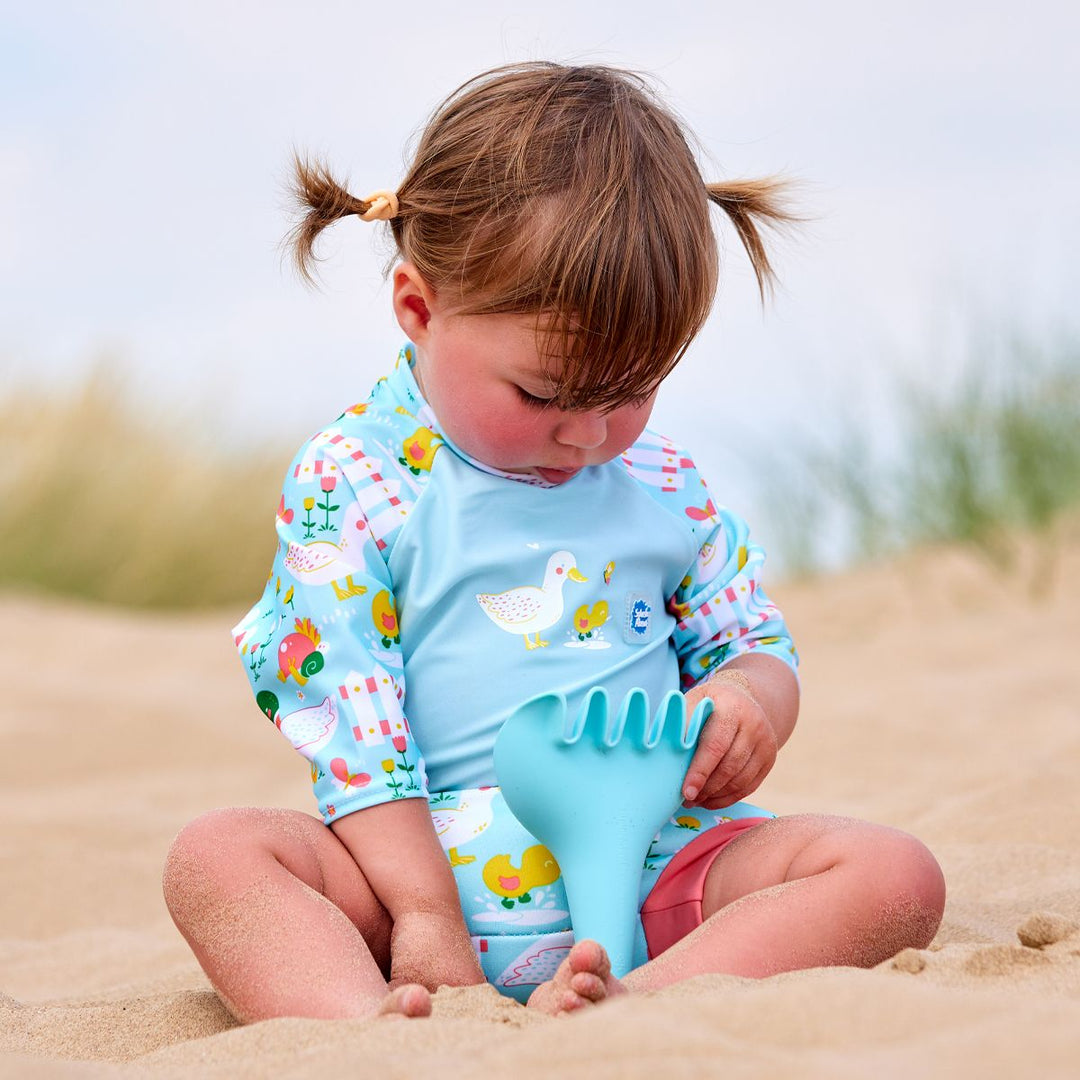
[289,63,796,411]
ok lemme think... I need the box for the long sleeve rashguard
[233,345,798,823]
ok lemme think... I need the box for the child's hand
[389,910,487,992]
[680,670,778,809]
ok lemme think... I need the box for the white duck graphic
[476,550,587,650]
[283,500,369,601]
[430,787,498,866]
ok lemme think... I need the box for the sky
[3,0,1079,544]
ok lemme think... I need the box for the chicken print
[482,845,561,909]
[276,617,325,686]
[371,589,400,647]
[572,601,609,641]
[476,550,587,650]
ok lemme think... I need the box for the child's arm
[665,474,800,810]
[234,432,483,991]
[331,800,487,991]
[680,652,799,809]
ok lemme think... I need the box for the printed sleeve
[231,434,426,824]
[668,492,799,690]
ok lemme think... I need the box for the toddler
[163,62,945,1021]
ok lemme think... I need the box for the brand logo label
[624,593,653,644]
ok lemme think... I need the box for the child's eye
[515,385,556,409]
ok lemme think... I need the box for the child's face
[394,267,656,485]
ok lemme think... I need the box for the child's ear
[392,262,436,344]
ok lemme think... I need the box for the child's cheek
[454,397,545,467]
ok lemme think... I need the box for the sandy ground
[2,531,1079,1078]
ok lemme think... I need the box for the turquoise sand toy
[493,686,712,978]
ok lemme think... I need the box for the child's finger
[696,719,777,803]
[706,754,773,808]
[681,713,738,801]
[693,730,756,803]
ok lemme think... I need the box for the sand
[2,531,1079,1078]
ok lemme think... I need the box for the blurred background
[2,0,1079,607]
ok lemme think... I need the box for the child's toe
[570,971,607,1002]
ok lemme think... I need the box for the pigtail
[706,178,799,300]
[285,153,391,284]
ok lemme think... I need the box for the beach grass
[4,334,1079,609]
[0,365,285,610]
[763,333,1080,580]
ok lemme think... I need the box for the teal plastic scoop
[493,686,711,977]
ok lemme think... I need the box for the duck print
[283,500,371,601]
[572,601,609,641]
[476,550,587,650]
[482,845,561,909]
[371,589,400,647]
[430,788,497,867]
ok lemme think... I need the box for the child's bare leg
[528,814,944,1013]
[163,806,431,1022]
[627,814,945,990]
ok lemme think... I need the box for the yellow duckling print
[482,845,561,909]
[572,600,609,641]
[476,550,586,650]
[371,589,400,647]
[399,426,444,475]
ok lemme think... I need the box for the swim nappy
[430,786,772,1002]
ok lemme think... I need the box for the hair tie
[360,189,399,222]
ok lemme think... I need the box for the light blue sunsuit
[233,344,798,1001]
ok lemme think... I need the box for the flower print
[301,496,317,538]
[382,757,404,798]
[317,474,340,532]
[393,739,417,790]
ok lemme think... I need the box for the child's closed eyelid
[514,384,558,408]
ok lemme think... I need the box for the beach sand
[3,532,1079,1077]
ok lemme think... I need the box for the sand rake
[493,686,711,977]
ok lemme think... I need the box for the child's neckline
[391,343,575,490]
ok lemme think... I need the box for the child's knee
[162,808,266,919]
[855,827,946,942]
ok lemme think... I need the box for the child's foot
[377,983,432,1019]
[527,939,627,1016]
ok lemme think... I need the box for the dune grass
[763,333,1080,580]
[0,366,285,610]
[3,334,1078,609]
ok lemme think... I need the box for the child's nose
[554,410,607,450]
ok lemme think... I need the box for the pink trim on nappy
[640,817,772,959]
